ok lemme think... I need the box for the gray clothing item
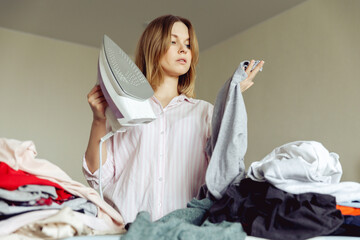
[122,198,246,240]
[0,185,58,202]
[205,61,250,199]
[0,197,98,217]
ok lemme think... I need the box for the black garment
[208,178,344,240]
[331,215,360,236]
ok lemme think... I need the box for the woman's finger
[245,60,255,75]
[88,88,105,102]
[253,60,265,73]
[89,96,108,109]
[247,60,265,79]
[91,90,105,100]
[87,84,100,97]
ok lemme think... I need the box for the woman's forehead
[171,22,189,39]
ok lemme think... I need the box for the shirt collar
[151,94,196,105]
[176,94,196,104]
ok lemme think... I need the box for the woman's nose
[178,43,187,54]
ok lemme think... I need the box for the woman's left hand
[240,60,265,92]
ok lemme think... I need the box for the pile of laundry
[123,141,360,240]
[0,138,125,239]
[238,140,360,238]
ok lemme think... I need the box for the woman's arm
[85,85,108,174]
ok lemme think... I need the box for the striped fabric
[83,94,213,223]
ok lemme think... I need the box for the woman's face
[159,21,192,79]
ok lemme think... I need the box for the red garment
[55,189,73,201]
[0,162,73,201]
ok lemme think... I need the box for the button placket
[158,113,166,215]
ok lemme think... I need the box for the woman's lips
[177,59,187,64]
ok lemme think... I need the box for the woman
[83,15,264,224]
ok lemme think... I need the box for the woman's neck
[154,76,179,108]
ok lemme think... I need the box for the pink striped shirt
[83,94,213,223]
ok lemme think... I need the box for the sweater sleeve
[205,61,249,199]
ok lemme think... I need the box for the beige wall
[196,0,360,181]
[1,0,359,186]
[0,27,98,184]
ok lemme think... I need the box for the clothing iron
[97,35,156,132]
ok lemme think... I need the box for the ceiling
[0,0,307,54]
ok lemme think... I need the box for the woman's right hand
[87,85,108,122]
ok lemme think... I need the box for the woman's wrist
[92,118,106,126]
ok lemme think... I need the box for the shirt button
[160,130,164,134]
[159,202,162,207]
[159,177,163,182]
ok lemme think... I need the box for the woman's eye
[171,41,176,44]
[186,44,191,49]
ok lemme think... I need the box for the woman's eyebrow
[171,34,190,41]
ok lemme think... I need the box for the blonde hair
[135,15,199,98]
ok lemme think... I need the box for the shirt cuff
[82,154,112,189]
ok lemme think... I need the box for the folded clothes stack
[0,138,125,239]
